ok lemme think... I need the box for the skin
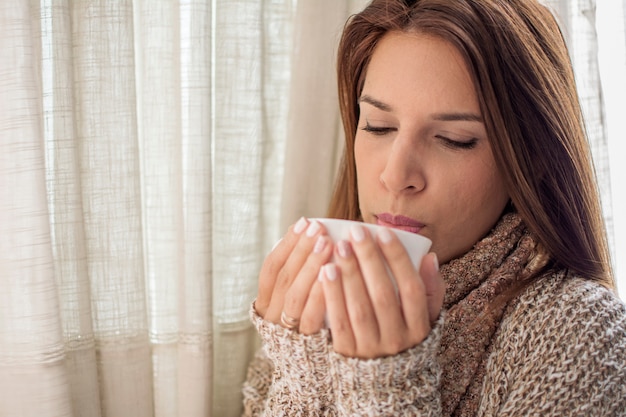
[256,31,508,360]
[355,31,510,265]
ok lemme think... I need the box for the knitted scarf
[438,212,538,416]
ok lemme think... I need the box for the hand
[254,217,334,335]
[320,224,444,359]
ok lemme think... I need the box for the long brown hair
[328,0,614,288]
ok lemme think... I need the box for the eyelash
[361,123,478,150]
[435,135,478,150]
[361,124,395,136]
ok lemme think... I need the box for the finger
[377,228,430,340]
[265,219,327,322]
[299,280,326,335]
[282,235,333,327]
[256,216,309,317]
[334,236,381,357]
[419,252,445,324]
[347,225,403,341]
[320,263,356,355]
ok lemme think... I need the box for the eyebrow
[359,95,393,112]
[359,94,483,122]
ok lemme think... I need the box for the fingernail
[294,217,307,234]
[306,220,321,237]
[378,228,392,244]
[313,235,327,253]
[432,253,439,272]
[350,224,365,242]
[337,240,351,258]
[324,264,337,281]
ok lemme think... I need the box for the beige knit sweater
[242,272,626,416]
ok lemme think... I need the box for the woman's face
[355,31,509,263]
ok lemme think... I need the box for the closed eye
[361,123,396,136]
[435,135,478,150]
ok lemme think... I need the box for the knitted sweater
[242,272,626,416]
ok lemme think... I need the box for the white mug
[311,218,432,270]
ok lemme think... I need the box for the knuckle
[282,290,301,313]
[335,258,356,279]
[371,287,397,309]
[298,319,313,335]
[388,249,409,268]
[408,327,429,346]
[309,280,323,298]
[261,254,282,278]
[273,269,292,292]
[380,236,406,257]
[255,284,271,305]
[331,319,351,336]
[295,232,315,250]
[400,278,425,300]
[357,240,380,260]
[350,306,372,326]
[337,341,357,357]
[356,350,370,359]
[384,335,407,354]
[407,314,431,342]
[301,260,322,280]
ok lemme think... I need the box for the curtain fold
[212,1,265,414]
[0,0,621,416]
[41,2,102,415]
[73,2,154,415]
[0,1,72,415]
[597,0,626,296]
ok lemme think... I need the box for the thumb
[419,252,445,323]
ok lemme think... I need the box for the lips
[376,213,425,234]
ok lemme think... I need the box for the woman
[243,0,626,415]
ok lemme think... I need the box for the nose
[379,138,426,194]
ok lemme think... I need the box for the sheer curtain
[542,0,626,296]
[0,1,622,417]
[596,0,626,297]
[0,0,361,416]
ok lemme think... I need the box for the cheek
[354,138,389,221]
[457,150,507,202]
[433,162,508,261]
[354,139,382,190]
[477,162,509,209]
[462,163,508,216]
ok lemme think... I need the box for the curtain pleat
[134,1,187,416]
[71,1,154,415]
[596,0,626,295]
[211,1,266,414]
[42,0,103,414]
[0,1,72,416]
[177,1,213,415]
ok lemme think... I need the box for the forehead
[362,31,479,114]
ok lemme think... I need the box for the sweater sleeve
[241,304,336,416]
[242,303,445,416]
[329,315,444,416]
[479,276,626,416]
[241,347,273,417]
